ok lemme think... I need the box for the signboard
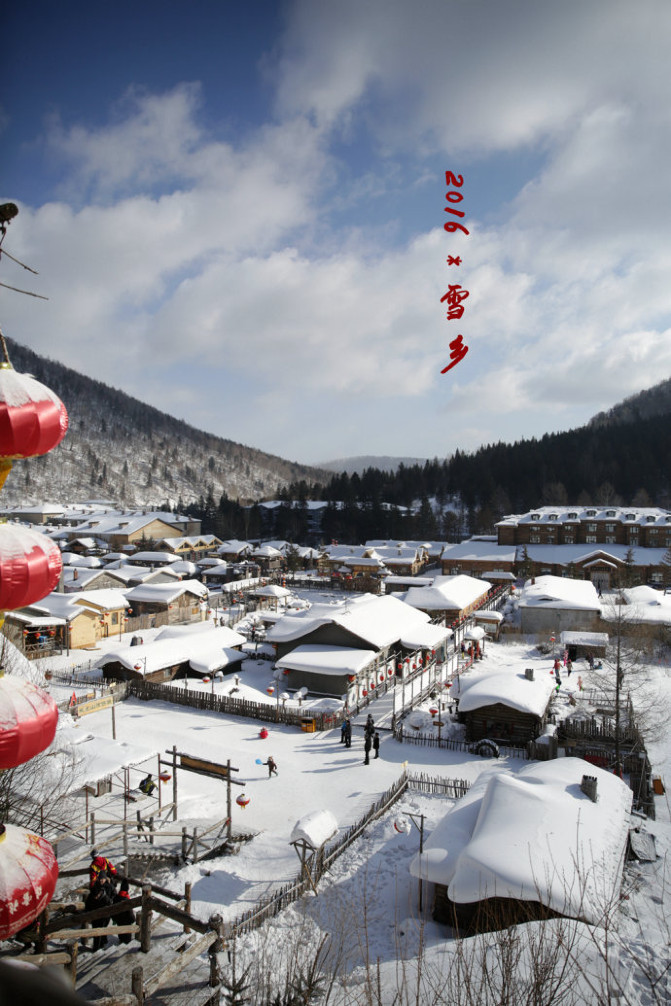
[74,695,114,717]
[180,754,230,779]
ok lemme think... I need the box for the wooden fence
[392,722,531,760]
[127,679,342,731]
[228,773,410,937]
[405,772,471,799]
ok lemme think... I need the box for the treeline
[176,410,671,544]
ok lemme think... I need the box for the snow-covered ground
[28,602,671,1004]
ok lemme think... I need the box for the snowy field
[29,600,671,1004]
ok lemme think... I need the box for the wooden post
[67,939,78,984]
[182,827,188,860]
[111,699,116,740]
[208,914,224,987]
[183,881,192,934]
[149,817,154,846]
[90,812,96,847]
[132,965,145,1004]
[193,827,199,863]
[140,885,152,953]
[226,760,232,842]
[85,788,89,844]
[123,821,129,858]
[157,753,162,813]
[172,745,178,821]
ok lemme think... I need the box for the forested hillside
[2,338,329,507]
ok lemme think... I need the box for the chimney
[73,568,78,580]
[581,775,598,802]
[525,667,534,681]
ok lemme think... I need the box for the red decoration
[379,673,384,682]
[0,525,62,610]
[266,686,274,695]
[259,727,268,739]
[429,707,438,716]
[0,676,58,770]
[0,365,68,468]
[236,794,250,809]
[362,689,368,697]
[387,668,393,676]
[202,676,211,684]
[159,773,171,783]
[347,675,356,683]
[0,823,58,939]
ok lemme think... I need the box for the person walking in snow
[341,719,348,744]
[553,657,560,675]
[344,719,352,748]
[363,734,372,765]
[566,658,573,677]
[373,731,380,759]
[265,756,278,777]
[112,878,135,945]
[84,872,115,951]
[89,849,118,889]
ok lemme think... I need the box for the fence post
[193,827,199,863]
[184,881,192,933]
[140,885,152,953]
[149,816,154,846]
[208,914,224,987]
[67,938,78,984]
[90,812,95,847]
[123,821,129,858]
[182,826,188,860]
[132,965,145,1004]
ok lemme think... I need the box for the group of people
[85,849,134,951]
[340,714,381,763]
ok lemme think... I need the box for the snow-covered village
[4,3,671,1004]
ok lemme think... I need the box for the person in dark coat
[139,774,157,796]
[265,756,278,777]
[113,878,135,944]
[85,872,114,951]
[344,719,352,748]
[373,731,380,759]
[89,848,118,889]
[363,734,372,765]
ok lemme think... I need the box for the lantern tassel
[0,459,12,493]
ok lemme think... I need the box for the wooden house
[457,667,556,744]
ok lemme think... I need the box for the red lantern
[0,365,68,491]
[379,673,384,682]
[236,794,250,809]
[429,707,438,716]
[266,686,274,695]
[0,823,58,939]
[431,649,436,656]
[259,727,268,739]
[0,525,62,610]
[0,677,58,770]
[412,663,416,670]
[202,676,211,684]
[347,675,356,683]
[362,689,368,697]
[387,668,393,676]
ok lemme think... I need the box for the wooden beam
[146,897,210,934]
[143,929,218,999]
[48,923,139,940]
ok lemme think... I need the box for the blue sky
[2,0,671,467]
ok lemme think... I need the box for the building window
[563,535,575,544]
[605,510,616,517]
[530,513,540,521]
[587,524,597,532]
[586,535,597,543]
[646,515,655,523]
[567,512,577,519]
[606,524,615,532]
[629,535,639,544]
[548,513,558,521]
[530,534,541,543]
[651,572,663,583]
[605,536,616,543]
[586,510,596,517]
[625,513,636,521]
[111,612,118,624]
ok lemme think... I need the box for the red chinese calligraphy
[441,335,469,374]
[446,256,462,266]
[440,284,469,320]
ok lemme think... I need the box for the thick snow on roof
[442,540,517,562]
[399,623,453,648]
[253,585,292,598]
[48,728,156,789]
[129,551,179,564]
[189,647,246,674]
[560,630,609,647]
[98,624,245,674]
[458,668,556,717]
[29,589,128,619]
[409,758,632,924]
[404,574,491,612]
[267,593,432,649]
[518,575,600,610]
[276,644,377,676]
[290,810,338,848]
[125,579,208,603]
[602,586,671,625]
[522,543,668,566]
[499,504,671,528]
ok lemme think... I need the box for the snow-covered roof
[189,647,246,674]
[48,728,157,789]
[290,810,338,848]
[499,505,671,528]
[409,758,632,925]
[124,579,208,603]
[518,575,600,611]
[602,586,671,625]
[267,593,434,650]
[253,584,292,598]
[559,630,609,647]
[399,623,453,648]
[276,644,378,676]
[457,668,556,717]
[441,540,517,562]
[128,551,179,564]
[522,543,668,566]
[27,589,129,619]
[98,624,245,675]
[404,574,491,612]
